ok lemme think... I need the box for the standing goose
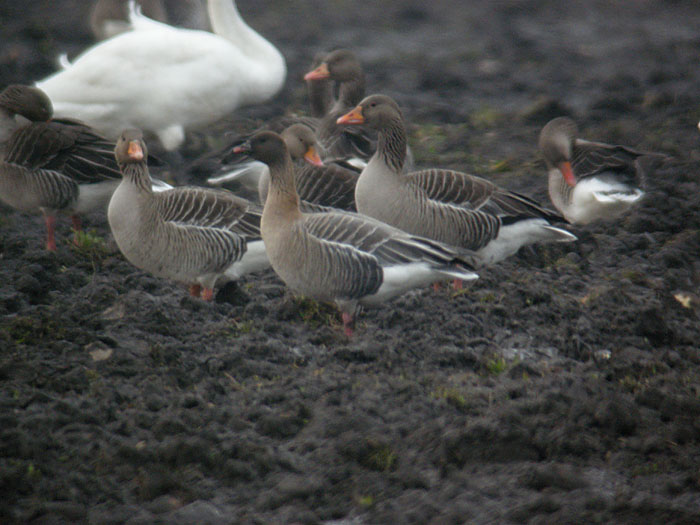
[539,117,653,225]
[208,124,359,211]
[0,85,125,251]
[109,129,267,300]
[337,95,577,268]
[37,0,286,151]
[232,131,479,337]
[304,50,371,161]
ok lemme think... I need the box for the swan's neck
[208,0,280,60]
[376,116,407,174]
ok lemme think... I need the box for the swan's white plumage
[37,0,286,151]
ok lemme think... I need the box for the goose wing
[295,162,359,211]
[572,139,646,183]
[4,119,120,183]
[410,168,565,223]
[155,187,262,239]
[302,211,479,270]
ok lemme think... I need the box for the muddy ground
[1,0,700,523]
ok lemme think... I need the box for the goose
[109,129,267,300]
[231,131,479,336]
[207,124,359,211]
[539,117,653,225]
[337,95,577,271]
[37,0,286,151]
[0,85,125,251]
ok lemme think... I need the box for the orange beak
[558,161,576,187]
[304,62,330,81]
[304,146,323,166]
[336,105,364,125]
[127,141,144,161]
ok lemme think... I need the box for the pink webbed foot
[201,288,215,301]
[189,284,202,297]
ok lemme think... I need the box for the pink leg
[201,288,214,301]
[341,312,354,337]
[71,215,83,245]
[45,215,57,251]
[452,279,463,290]
[189,284,202,297]
[432,282,442,292]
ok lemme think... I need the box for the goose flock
[0,0,661,336]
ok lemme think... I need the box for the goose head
[280,124,323,166]
[539,117,578,187]
[305,49,363,83]
[0,85,53,122]
[233,131,289,169]
[115,128,148,166]
[336,94,402,128]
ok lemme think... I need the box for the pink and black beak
[557,161,576,187]
[304,62,330,81]
[336,105,364,125]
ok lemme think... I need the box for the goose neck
[120,163,153,194]
[264,156,302,218]
[377,116,407,174]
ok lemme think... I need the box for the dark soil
[2,1,700,523]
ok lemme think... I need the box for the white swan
[36,0,286,151]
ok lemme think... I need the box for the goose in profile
[207,124,359,211]
[109,129,266,300]
[38,0,286,151]
[539,117,654,225]
[337,95,576,271]
[232,131,479,336]
[0,85,123,251]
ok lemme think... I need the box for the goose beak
[337,106,364,125]
[304,146,324,166]
[127,141,144,161]
[558,161,576,186]
[304,62,330,80]
[232,141,251,155]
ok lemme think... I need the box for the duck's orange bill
[304,62,330,81]
[127,141,144,160]
[336,106,364,125]
[558,161,576,187]
[304,147,324,166]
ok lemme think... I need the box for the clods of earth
[1,1,700,523]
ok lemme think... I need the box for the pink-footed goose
[0,85,126,251]
[539,117,654,225]
[208,124,359,211]
[109,129,266,300]
[337,95,577,272]
[231,131,479,337]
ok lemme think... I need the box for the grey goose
[109,129,266,300]
[539,117,655,225]
[337,95,577,269]
[0,85,124,251]
[207,124,359,212]
[232,131,479,337]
